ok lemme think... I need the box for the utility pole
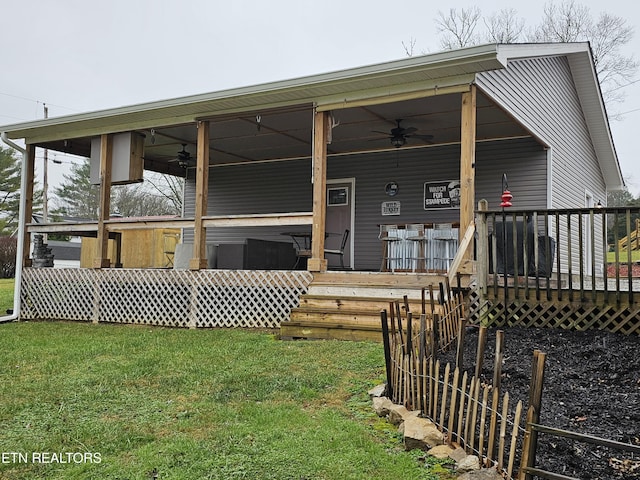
[42,104,49,242]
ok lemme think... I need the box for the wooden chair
[324,229,350,269]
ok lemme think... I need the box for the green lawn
[0,278,14,315]
[607,250,640,263]
[0,322,449,480]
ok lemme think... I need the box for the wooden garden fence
[381,282,640,479]
[380,282,545,479]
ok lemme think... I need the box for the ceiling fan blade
[408,134,435,143]
[371,130,391,136]
[402,126,418,135]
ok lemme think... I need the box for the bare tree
[431,2,637,106]
[529,1,638,103]
[484,9,525,43]
[111,184,174,218]
[435,7,482,50]
[402,37,417,57]
[528,1,590,42]
[53,158,183,219]
[144,172,184,215]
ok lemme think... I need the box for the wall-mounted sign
[424,180,461,210]
[327,187,349,206]
[382,201,401,216]
[385,181,399,196]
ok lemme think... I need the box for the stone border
[368,384,504,480]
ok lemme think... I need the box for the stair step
[298,294,437,314]
[307,284,436,299]
[311,271,454,288]
[280,320,383,342]
[290,307,383,325]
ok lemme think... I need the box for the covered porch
[6,46,539,276]
[3,44,627,337]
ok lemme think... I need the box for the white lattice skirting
[20,268,313,328]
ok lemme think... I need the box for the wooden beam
[202,212,313,228]
[448,223,476,285]
[22,145,36,267]
[93,134,113,268]
[308,110,328,272]
[24,212,313,236]
[459,86,477,261]
[189,121,210,270]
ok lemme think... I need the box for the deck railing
[476,204,640,299]
[473,204,640,335]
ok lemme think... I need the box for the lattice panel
[468,290,640,335]
[190,270,313,328]
[21,268,96,321]
[19,268,313,329]
[97,269,192,327]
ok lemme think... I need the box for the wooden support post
[22,145,36,267]
[113,232,123,268]
[190,121,210,270]
[93,134,112,268]
[474,325,487,380]
[459,86,477,263]
[455,316,466,370]
[308,110,328,272]
[519,350,547,480]
[492,330,504,391]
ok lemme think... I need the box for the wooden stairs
[280,271,471,341]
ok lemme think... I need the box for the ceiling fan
[168,144,195,168]
[372,119,434,148]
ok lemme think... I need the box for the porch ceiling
[35,90,531,176]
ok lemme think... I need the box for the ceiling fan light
[391,136,406,148]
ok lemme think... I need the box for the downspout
[1,132,27,322]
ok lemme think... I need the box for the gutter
[0,132,27,322]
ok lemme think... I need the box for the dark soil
[451,326,640,479]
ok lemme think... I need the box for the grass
[0,322,448,480]
[0,278,14,315]
[607,250,640,262]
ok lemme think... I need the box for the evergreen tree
[0,146,22,235]
[52,158,182,219]
[52,158,99,220]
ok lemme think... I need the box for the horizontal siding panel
[477,57,606,209]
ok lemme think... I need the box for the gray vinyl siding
[183,137,546,270]
[477,57,608,274]
[183,160,313,244]
[476,56,607,208]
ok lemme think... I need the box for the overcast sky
[1,0,639,196]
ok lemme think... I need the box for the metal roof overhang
[0,44,505,145]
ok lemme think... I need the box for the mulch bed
[449,326,639,479]
[607,263,640,277]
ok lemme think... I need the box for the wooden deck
[280,271,471,341]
